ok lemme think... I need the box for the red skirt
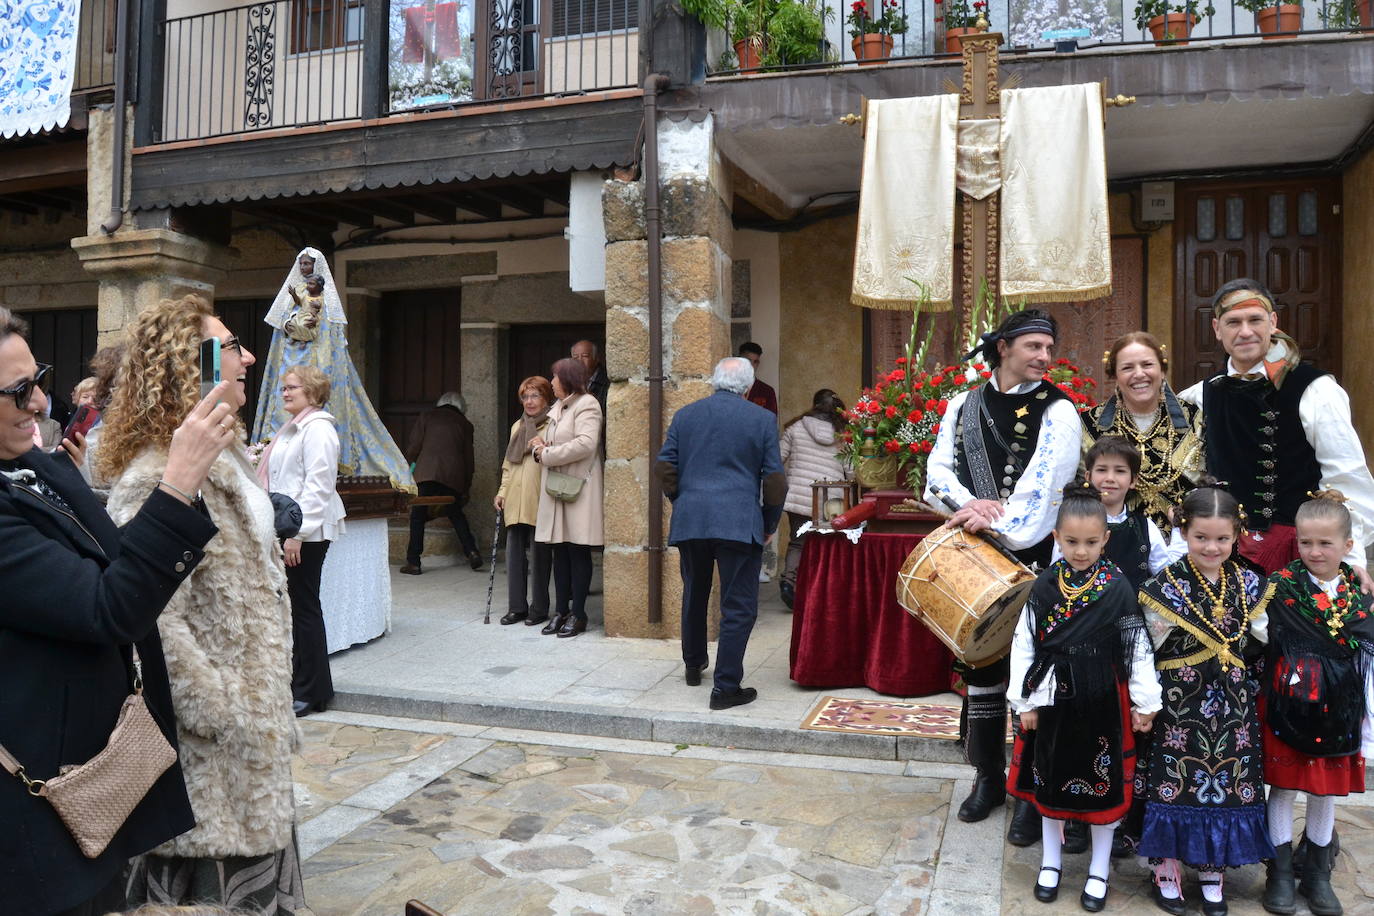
[1262,727,1366,796]
[1007,683,1136,825]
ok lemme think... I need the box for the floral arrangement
[847,0,909,36]
[936,0,991,30]
[1132,0,1214,29]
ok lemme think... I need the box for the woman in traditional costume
[1136,486,1274,916]
[252,248,413,492]
[1008,482,1161,912]
[1260,490,1372,916]
[1084,333,1203,534]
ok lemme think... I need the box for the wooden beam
[447,193,502,220]
[307,201,377,227]
[531,179,571,208]
[0,139,87,195]
[723,156,796,222]
[15,190,83,212]
[394,195,457,223]
[253,205,340,232]
[0,197,40,215]
[474,186,544,217]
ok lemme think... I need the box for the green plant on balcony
[1232,0,1299,10]
[847,0,909,37]
[1132,0,1214,30]
[684,0,833,68]
[1318,0,1359,24]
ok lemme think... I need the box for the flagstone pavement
[288,560,1374,914]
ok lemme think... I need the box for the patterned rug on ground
[800,696,1011,740]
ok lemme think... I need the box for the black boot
[1006,798,1040,846]
[1292,829,1339,879]
[957,693,1007,823]
[1063,818,1089,855]
[1262,841,1297,915]
[1298,837,1342,916]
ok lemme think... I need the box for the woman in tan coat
[532,358,604,638]
[495,375,554,626]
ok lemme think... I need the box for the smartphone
[62,404,99,442]
[199,337,221,400]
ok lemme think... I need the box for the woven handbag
[0,655,177,859]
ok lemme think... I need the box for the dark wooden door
[19,308,97,421]
[216,298,277,429]
[1174,178,1341,388]
[505,322,602,429]
[379,288,462,450]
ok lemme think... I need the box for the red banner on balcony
[402,3,463,63]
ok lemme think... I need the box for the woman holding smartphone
[100,295,304,914]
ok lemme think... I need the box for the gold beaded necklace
[1162,560,1243,672]
[1057,564,1098,603]
[1112,403,1179,516]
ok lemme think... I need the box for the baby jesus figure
[284,273,326,342]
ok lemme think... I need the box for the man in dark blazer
[656,356,786,710]
[402,391,481,573]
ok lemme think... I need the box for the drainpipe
[643,71,670,625]
[101,0,130,234]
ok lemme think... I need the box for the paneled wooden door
[380,288,463,451]
[1174,178,1342,388]
[504,322,602,430]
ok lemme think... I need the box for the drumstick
[928,485,1023,566]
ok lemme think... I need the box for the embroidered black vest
[1107,511,1151,590]
[954,380,1068,501]
[1201,363,1325,530]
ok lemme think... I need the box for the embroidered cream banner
[851,95,960,311]
[999,83,1112,304]
[955,118,1000,201]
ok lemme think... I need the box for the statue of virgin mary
[252,247,415,492]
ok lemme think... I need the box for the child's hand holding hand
[1132,710,1156,733]
[1019,710,1038,731]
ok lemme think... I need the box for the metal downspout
[101,0,130,234]
[643,72,670,625]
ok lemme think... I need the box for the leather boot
[1005,798,1040,846]
[1298,837,1342,916]
[1262,841,1297,915]
[956,693,1007,823]
[1292,830,1339,880]
[1063,818,1088,854]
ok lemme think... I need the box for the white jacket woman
[266,407,346,542]
[777,390,847,604]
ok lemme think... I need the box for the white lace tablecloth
[322,518,392,653]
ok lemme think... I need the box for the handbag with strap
[541,405,592,502]
[0,651,178,859]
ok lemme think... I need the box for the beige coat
[497,415,548,528]
[106,448,297,859]
[535,393,604,546]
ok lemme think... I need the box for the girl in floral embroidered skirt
[1008,482,1162,912]
[1136,486,1274,916]
[1259,490,1373,916]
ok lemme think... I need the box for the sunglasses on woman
[0,364,53,410]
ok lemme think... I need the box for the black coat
[0,448,216,915]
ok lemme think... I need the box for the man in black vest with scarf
[924,309,1084,847]
[1177,278,1374,578]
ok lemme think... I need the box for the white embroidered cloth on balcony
[851,94,960,311]
[999,83,1113,304]
[0,0,83,138]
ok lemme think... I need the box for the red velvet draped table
[789,531,955,696]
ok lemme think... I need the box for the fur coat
[106,447,297,858]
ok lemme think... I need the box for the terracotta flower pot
[945,27,981,53]
[1257,3,1303,39]
[852,33,895,64]
[1145,12,1195,45]
[734,38,763,72]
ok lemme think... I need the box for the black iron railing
[705,0,1371,73]
[73,0,118,93]
[153,0,639,143]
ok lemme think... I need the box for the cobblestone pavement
[291,711,1374,916]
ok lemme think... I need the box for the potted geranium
[1236,0,1304,38]
[847,0,908,64]
[1133,0,1214,43]
[936,0,991,53]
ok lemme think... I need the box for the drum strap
[959,387,1004,502]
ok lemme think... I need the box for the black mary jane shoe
[499,611,527,626]
[1034,866,1061,904]
[541,613,568,635]
[1080,874,1108,913]
[1149,883,1186,916]
[1198,877,1227,916]
[556,616,587,638]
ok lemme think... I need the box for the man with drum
[1177,278,1374,578]
[923,308,1083,846]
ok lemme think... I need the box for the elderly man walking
[656,357,786,710]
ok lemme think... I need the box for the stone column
[72,107,230,338]
[601,115,733,639]
[461,322,506,554]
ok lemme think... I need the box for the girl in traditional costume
[252,248,413,492]
[1008,482,1162,912]
[1260,490,1373,916]
[1136,487,1274,916]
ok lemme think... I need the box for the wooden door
[379,288,463,450]
[1174,178,1342,388]
[19,307,97,421]
[504,322,602,429]
[216,298,277,429]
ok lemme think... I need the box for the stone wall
[1343,149,1374,458]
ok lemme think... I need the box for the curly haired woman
[99,295,303,914]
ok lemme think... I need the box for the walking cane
[483,509,503,624]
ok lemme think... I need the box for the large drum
[895,525,1034,668]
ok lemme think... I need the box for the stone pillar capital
[71,228,232,286]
